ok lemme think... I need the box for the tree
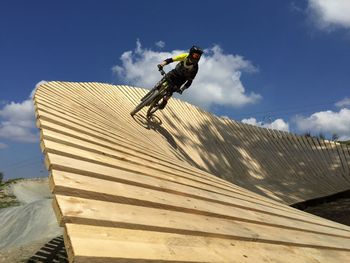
[0,172,3,184]
[332,133,339,141]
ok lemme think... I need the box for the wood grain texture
[34,81,350,262]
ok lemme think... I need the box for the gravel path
[0,178,62,262]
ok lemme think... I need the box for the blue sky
[1,0,350,180]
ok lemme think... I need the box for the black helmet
[188,45,203,63]
[189,45,203,55]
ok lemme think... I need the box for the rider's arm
[182,80,192,91]
[158,53,189,68]
[159,58,172,68]
[184,80,192,88]
[178,80,192,94]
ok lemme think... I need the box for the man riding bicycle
[156,45,203,110]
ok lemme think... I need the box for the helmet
[189,45,203,56]
[188,45,203,64]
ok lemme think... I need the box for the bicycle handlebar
[157,64,166,76]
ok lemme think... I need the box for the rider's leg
[158,93,172,110]
[159,84,177,110]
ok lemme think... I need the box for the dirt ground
[303,198,350,226]
[0,238,52,263]
[294,190,350,227]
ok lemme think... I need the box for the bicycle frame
[130,69,174,117]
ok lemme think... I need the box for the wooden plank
[254,126,291,180]
[298,135,335,189]
[39,132,257,198]
[65,223,350,263]
[242,124,295,197]
[35,97,242,192]
[306,136,343,187]
[269,130,314,204]
[49,169,350,234]
[38,114,290,211]
[214,118,251,182]
[234,122,287,201]
[35,87,163,153]
[334,142,350,183]
[163,98,217,173]
[220,119,264,187]
[44,148,344,228]
[38,122,274,204]
[54,195,350,249]
[323,140,349,185]
[266,129,299,180]
[341,144,350,181]
[35,97,184,172]
[40,128,305,213]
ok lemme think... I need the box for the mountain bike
[130,68,175,118]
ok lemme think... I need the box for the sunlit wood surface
[34,81,350,262]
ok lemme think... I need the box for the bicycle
[130,68,176,118]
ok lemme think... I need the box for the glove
[157,64,163,71]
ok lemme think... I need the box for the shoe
[158,100,167,110]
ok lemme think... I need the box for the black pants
[165,70,186,92]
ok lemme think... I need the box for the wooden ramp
[34,81,350,262]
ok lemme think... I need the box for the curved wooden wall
[34,81,350,262]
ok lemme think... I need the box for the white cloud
[32,80,48,98]
[155,41,165,48]
[308,0,350,29]
[290,2,304,13]
[335,97,350,108]
[0,142,7,149]
[241,117,290,132]
[0,89,39,143]
[294,108,350,140]
[112,40,261,110]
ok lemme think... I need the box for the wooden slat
[46,150,350,229]
[54,195,350,248]
[40,128,312,214]
[65,224,350,263]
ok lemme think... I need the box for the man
[156,45,203,109]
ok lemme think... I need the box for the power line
[233,101,338,119]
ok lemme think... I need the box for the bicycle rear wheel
[146,100,160,118]
[130,90,159,116]
[147,90,171,118]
